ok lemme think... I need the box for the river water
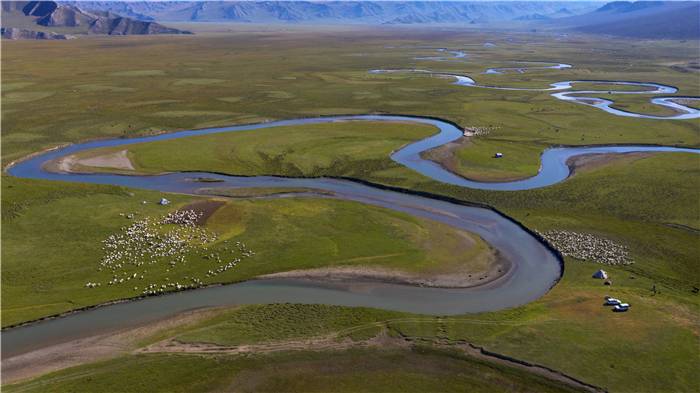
[3,115,698,356]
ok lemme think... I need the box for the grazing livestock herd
[537,230,632,265]
[85,205,255,297]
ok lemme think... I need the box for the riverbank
[1,307,223,384]
[259,251,510,289]
[3,303,604,393]
[7,113,699,333]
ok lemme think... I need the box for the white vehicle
[605,298,621,306]
[613,304,630,312]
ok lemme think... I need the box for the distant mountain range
[1,1,190,39]
[62,1,699,39]
[3,1,697,40]
[60,1,601,25]
[546,1,700,39]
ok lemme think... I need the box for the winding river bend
[483,62,572,74]
[370,70,700,120]
[4,113,699,357]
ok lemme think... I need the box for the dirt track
[139,327,605,393]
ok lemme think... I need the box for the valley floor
[2,26,699,392]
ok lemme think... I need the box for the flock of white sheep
[537,230,632,265]
[85,207,255,296]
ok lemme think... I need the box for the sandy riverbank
[45,149,135,173]
[260,252,511,289]
[1,307,222,385]
[567,151,655,175]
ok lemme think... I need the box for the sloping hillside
[1,1,189,38]
[553,1,700,39]
[1,26,73,39]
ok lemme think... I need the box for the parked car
[605,297,621,306]
[613,304,630,312]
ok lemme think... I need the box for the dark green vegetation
[2,26,699,392]
[5,347,583,393]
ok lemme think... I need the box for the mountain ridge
[61,1,601,24]
[547,1,700,39]
[1,1,190,38]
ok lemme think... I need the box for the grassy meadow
[4,132,698,392]
[72,119,700,293]
[73,121,439,177]
[4,346,586,393]
[2,25,699,392]
[2,27,699,167]
[2,175,494,327]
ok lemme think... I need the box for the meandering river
[4,112,699,357]
[5,45,700,356]
[371,69,700,120]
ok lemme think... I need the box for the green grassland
[2,26,699,392]
[4,135,698,391]
[4,274,697,393]
[424,137,546,182]
[567,94,683,117]
[5,347,585,393]
[70,122,700,292]
[169,304,406,345]
[21,122,696,392]
[2,27,699,167]
[1,175,493,327]
[74,121,438,177]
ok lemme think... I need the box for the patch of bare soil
[1,308,222,385]
[42,154,77,173]
[259,254,511,289]
[45,149,135,173]
[78,150,134,170]
[179,199,227,226]
[567,152,655,176]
